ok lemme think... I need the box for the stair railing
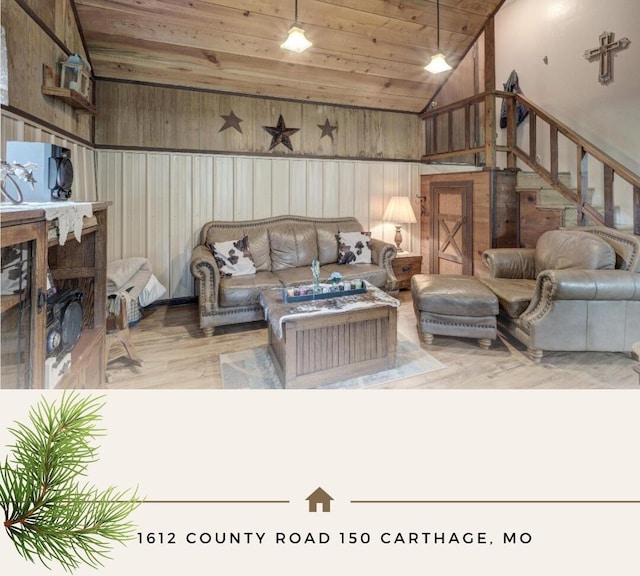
[421,91,640,234]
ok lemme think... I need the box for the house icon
[306,487,333,512]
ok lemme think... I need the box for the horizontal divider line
[44,500,292,505]
[351,500,640,504]
[138,500,290,504]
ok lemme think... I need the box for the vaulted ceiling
[74,0,504,113]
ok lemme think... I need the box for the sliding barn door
[429,181,473,275]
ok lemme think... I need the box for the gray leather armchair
[481,227,640,362]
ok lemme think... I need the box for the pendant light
[425,0,451,73]
[281,0,312,53]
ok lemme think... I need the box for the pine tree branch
[1,392,143,572]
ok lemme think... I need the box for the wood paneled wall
[2,0,92,141]
[95,80,424,160]
[96,149,423,299]
[1,111,96,201]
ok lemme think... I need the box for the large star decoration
[317,118,337,142]
[219,110,243,134]
[262,114,299,151]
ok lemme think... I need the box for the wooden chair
[105,293,143,382]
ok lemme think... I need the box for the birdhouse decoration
[60,53,91,99]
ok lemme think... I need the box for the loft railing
[421,91,640,234]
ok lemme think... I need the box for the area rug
[219,335,445,389]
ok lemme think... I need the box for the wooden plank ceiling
[74,0,504,113]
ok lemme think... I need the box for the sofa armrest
[533,269,640,302]
[482,248,536,279]
[370,238,398,291]
[190,244,221,313]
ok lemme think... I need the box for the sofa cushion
[535,230,615,276]
[272,267,313,286]
[269,223,318,270]
[206,227,271,271]
[218,271,281,308]
[338,231,372,264]
[210,236,256,277]
[315,222,341,265]
[480,278,537,319]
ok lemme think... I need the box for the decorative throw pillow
[337,231,372,265]
[210,236,256,277]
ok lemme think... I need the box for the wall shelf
[41,64,97,116]
[41,86,97,115]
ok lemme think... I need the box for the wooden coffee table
[260,287,398,389]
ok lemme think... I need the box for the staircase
[515,171,627,247]
[517,170,634,236]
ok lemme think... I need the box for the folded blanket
[107,257,152,299]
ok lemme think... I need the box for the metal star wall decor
[219,110,243,133]
[263,114,299,151]
[317,118,337,142]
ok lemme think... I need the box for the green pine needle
[1,392,143,572]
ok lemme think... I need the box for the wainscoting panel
[270,159,289,217]
[234,156,253,222]
[322,161,339,218]
[214,156,234,221]
[289,159,308,217]
[170,155,194,298]
[95,150,424,299]
[253,158,273,220]
[147,154,172,294]
[191,155,215,238]
[338,162,356,217]
[122,153,148,259]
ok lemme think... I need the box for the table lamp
[383,196,417,251]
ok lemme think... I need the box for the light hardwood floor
[105,292,639,389]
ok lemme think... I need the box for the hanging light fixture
[425,0,451,73]
[281,0,312,53]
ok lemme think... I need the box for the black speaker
[5,141,73,202]
[46,289,83,358]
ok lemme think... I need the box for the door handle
[37,288,46,312]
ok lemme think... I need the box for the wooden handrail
[512,93,640,189]
[421,92,488,120]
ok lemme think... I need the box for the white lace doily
[0,201,93,245]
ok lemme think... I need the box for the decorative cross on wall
[583,31,630,85]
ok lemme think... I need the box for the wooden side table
[392,252,423,290]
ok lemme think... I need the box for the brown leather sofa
[190,215,397,336]
[481,227,640,361]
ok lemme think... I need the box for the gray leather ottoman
[411,274,499,349]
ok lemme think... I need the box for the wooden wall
[2,0,92,142]
[95,80,424,160]
[96,150,423,299]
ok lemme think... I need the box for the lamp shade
[425,53,452,74]
[383,196,417,224]
[281,26,312,53]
